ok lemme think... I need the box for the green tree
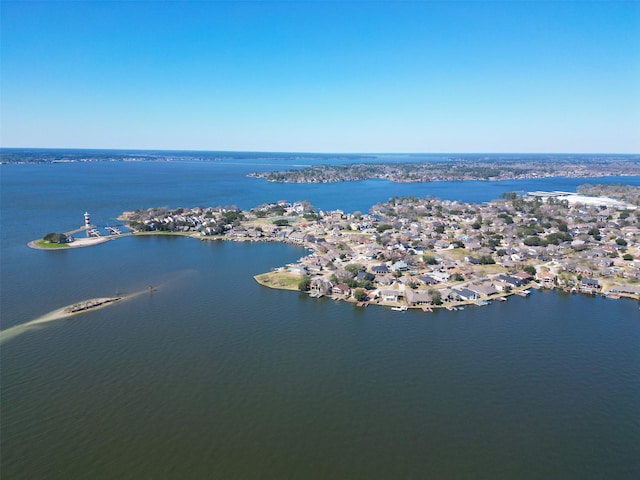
[423,255,438,265]
[428,289,442,305]
[588,227,601,241]
[479,255,496,265]
[298,277,311,292]
[345,264,364,276]
[354,289,368,302]
[43,232,68,243]
[524,236,544,247]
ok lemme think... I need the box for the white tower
[84,212,91,236]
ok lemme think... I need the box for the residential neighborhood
[122,187,640,309]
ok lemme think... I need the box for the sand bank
[0,289,148,344]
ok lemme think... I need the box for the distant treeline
[249,157,640,184]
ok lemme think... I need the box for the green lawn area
[254,271,303,291]
[35,240,70,249]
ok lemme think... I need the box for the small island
[28,216,128,250]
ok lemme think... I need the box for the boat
[516,289,531,297]
[496,296,507,302]
[391,305,408,311]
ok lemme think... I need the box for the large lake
[1,157,639,478]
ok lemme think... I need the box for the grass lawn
[254,271,303,291]
[35,240,70,249]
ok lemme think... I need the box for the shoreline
[27,227,640,309]
[27,230,203,250]
[27,190,640,312]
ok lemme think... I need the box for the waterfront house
[496,274,523,288]
[470,283,498,297]
[513,271,534,282]
[332,283,351,296]
[439,288,456,302]
[380,290,401,302]
[536,271,557,287]
[405,289,433,306]
[580,278,600,293]
[451,288,479,301]
[310,278,332,295]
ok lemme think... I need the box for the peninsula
[28,185,640,310]
[114,185,640,310]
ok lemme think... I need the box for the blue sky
[1,1,639,153]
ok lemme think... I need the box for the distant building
[526,192,636,210]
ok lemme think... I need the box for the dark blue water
[1,158,639,479]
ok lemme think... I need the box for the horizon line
[1,147,638,156]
